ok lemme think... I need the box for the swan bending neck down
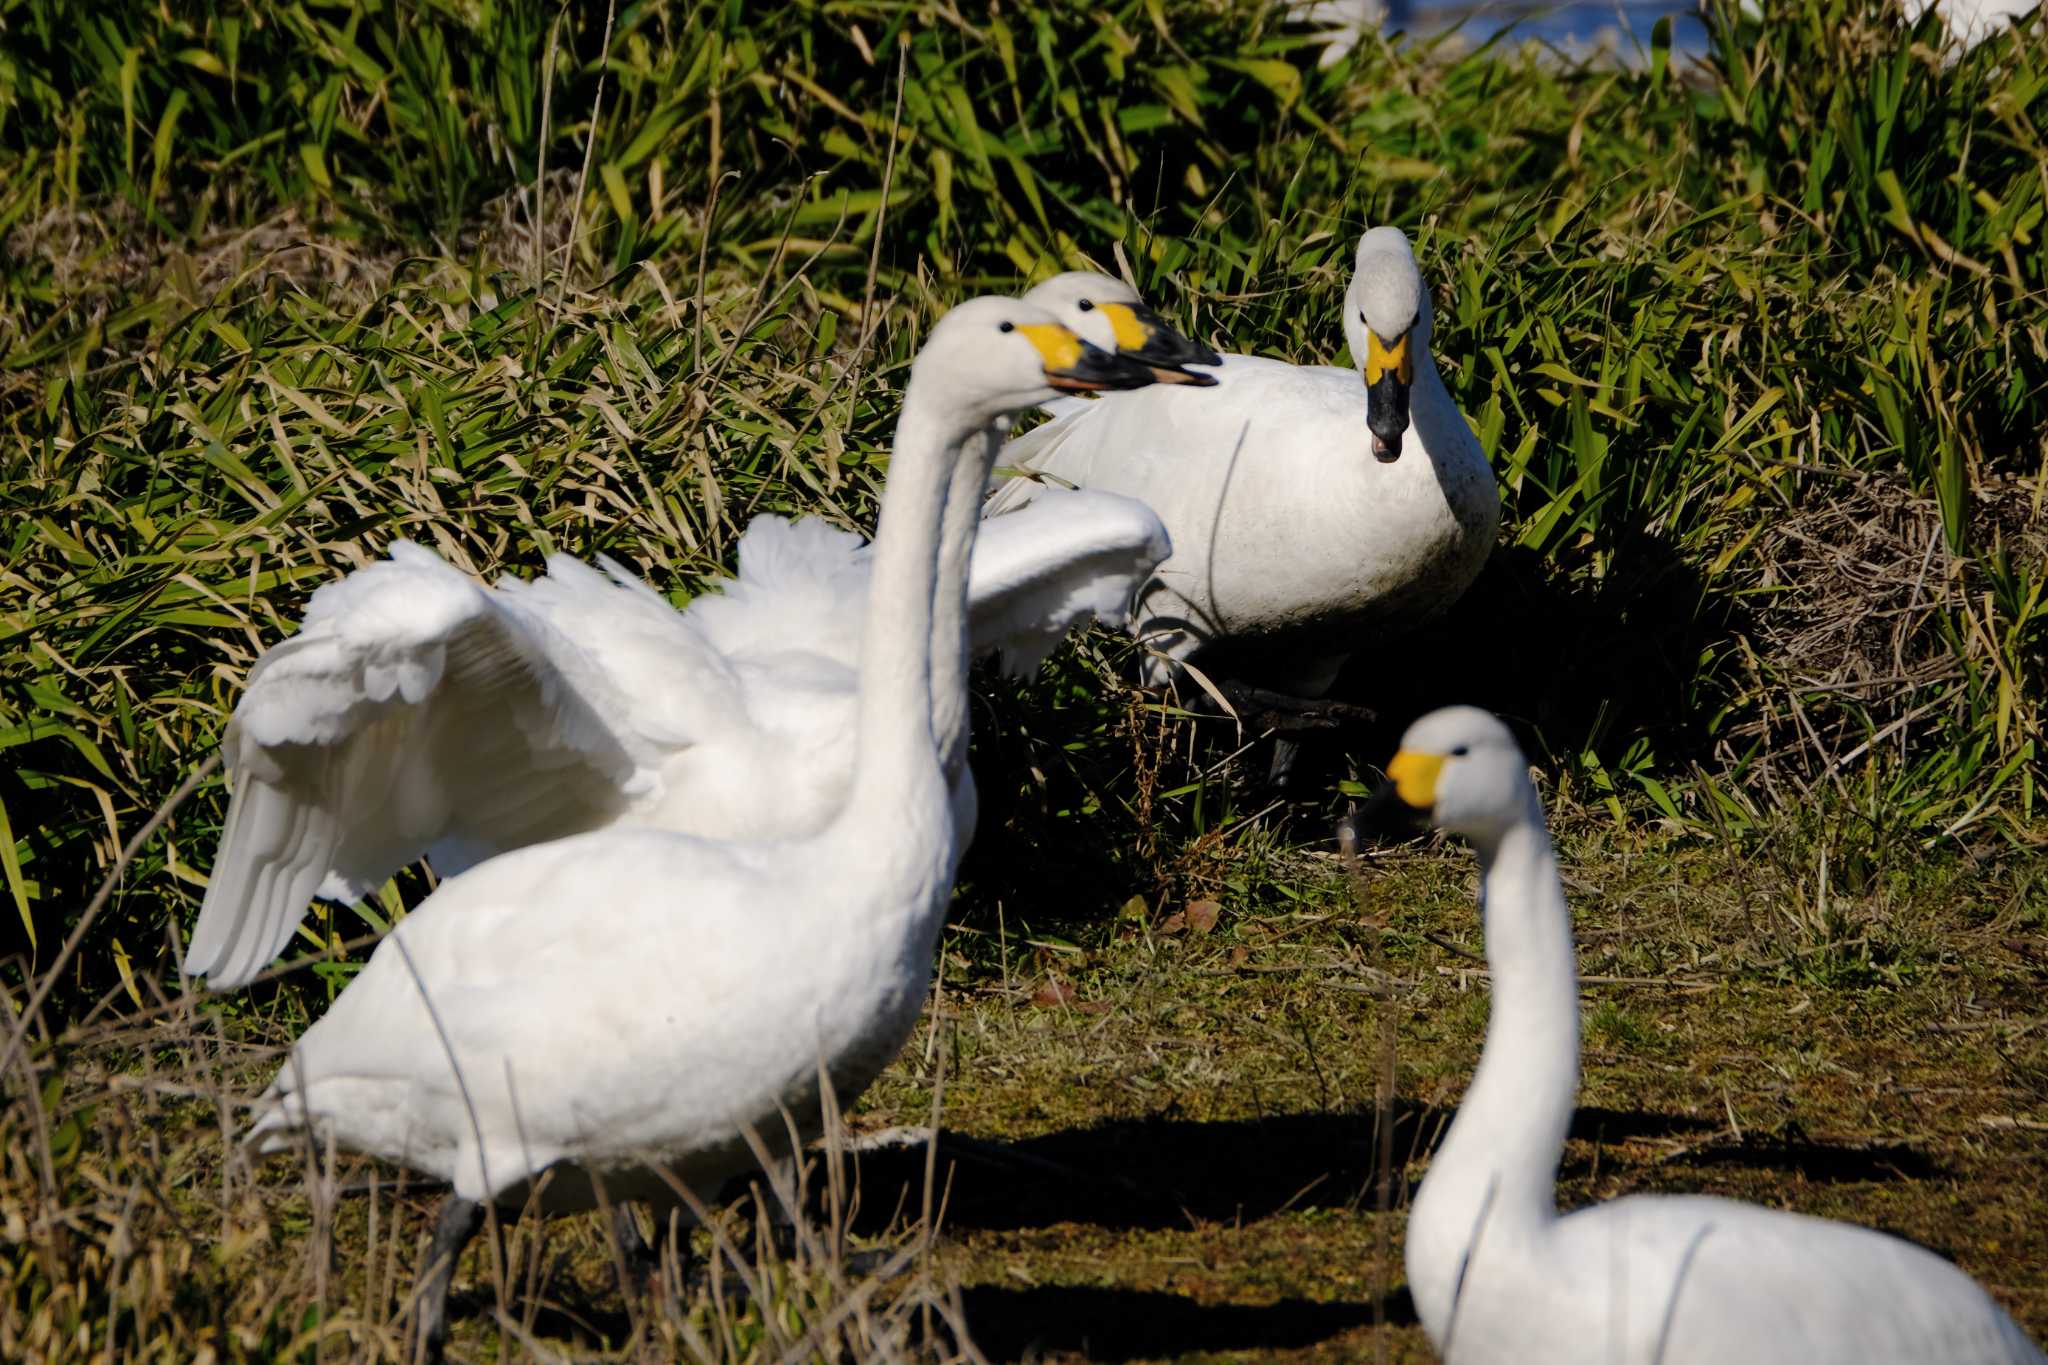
[984,228,1498,703]
[1371,707,2045,1365]
[245,299,1166,1362]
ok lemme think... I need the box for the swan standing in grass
[985,228,1498,715]
[1364,706,2046,1364]
[245,299,1168,1360]
[182,305,1213,991]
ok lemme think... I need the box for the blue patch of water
[1399,0,1712,58]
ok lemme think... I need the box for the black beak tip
[1151,365,1218,388]
[1050,343,1162,393]
[1371,433,1402,463]
[1128,303,1223,372]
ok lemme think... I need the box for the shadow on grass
[956,1282,1413,1362]
[446,1286,635,1354]
[848,1103,1946,1236]
[952,531,1749,942]
[1673,1133,1946,1183]
[846,1104,1712,1233]
[1275,532,1746,794]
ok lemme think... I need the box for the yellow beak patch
[1386,749,1445,809]
[1364,330,1414,387]
[1099,302,1152,353]
[1017,322,1085,374]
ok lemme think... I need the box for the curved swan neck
[929,419,1002,780]
[1409,794,1580,1328]
[847,374,970,814]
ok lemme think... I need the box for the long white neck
[1407,792,1579,1341]
[928,419,1001,781]
[844,372,967,817]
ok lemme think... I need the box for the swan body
[1374,706,2046,1365]
[187,411,1178,991]
[246,301,1165,1351]
[985,228,1498,696]
[1908,0,2036,50]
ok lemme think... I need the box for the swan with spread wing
[185,295,1212,991]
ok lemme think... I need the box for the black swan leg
[416,1196,483,1365]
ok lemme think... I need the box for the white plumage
[1375,706,2046,1365]
[186,462,1168,993]
[186,279,1206,992]
[184,543,680,989]
[243,299,1169,1355]
[985,228,1498,699]
[1284,0,1386,66]
[692,485,1171,680]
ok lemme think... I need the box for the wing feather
[684,515,870,667]
[967,489,1171,674]
[186,543,661,989]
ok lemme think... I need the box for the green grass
[2,0,2046,1358]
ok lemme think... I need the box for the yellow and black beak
[1359,748,1441,833]
[1363,329,1415,463]
[1015,323,1164,394]
[1095,300,1221,387]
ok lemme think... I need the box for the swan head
[1021,272,1221,386]
[914,297,1167,424]
[1342,227,1431,464]
[1362,706,1535,845]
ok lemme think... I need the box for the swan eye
[1450,745,1471,758]
[998,321,1015,333]
[1077,299,1095,312]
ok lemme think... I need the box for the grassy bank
[2,0,2045,1358]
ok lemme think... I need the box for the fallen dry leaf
[1031,977,1076,1008]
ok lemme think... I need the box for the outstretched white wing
[688,495,1168,677]
[968,489,1170,675]
[184,542,718,990]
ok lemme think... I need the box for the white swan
[1367,706,2046,1364]
[182,311,1208,991]
[985,227,1498,701]
[244,299,1167,1359]
[1907,0,2036,51]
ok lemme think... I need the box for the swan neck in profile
[847,375,960,815]
[1408,794,1579,1336]
[929,420,1002,779]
